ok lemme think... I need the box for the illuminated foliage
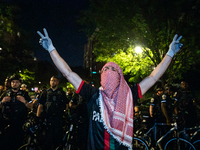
[80,0,200,84]
[19,69,35,85]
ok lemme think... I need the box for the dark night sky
[6,0,89,67]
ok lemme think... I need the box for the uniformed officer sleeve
[24,92,32,102]
[150,95,156,106]
[173,90,180,102]
[38,91,47,105]
[160,94,167,103]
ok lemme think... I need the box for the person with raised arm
[37,28,182,150]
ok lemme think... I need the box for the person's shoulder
[0,89,11,98]
[129,83,137,88]
[56,87,65,92]
[129,83,139,92]
[160,93,167,101]
[82,82,98,91]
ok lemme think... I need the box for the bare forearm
[161,103,169,119]
[25,102,32,109]
[149,55,172,81]
[139,55,172,95]
[36,104,43,117]
[134,106,139,117]
[149,105,154,117]
[50,50,82,90]
[50,50,72,78]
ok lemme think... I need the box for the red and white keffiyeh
[100,62,134,148]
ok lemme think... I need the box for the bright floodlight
[135,46,142,53]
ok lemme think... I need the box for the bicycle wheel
[192,140,200,150]
[133,137,149,150]
[164,138,196,150]
[17,143,42,150]
[135,127,152,147]
[56,144,80,150]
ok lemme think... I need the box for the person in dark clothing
[0,74,32,150]
[68,93,88,150]
[67,87,74,101]
[149,87,164,120]
[36,76,69,150]
[162,86,174,124]
[0,85,4,96]
[3,76,11,92]
[37,28,182,149]
[173,81,197,127]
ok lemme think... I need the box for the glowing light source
[135,46,142,53]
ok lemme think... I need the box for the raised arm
[37,28,82,90]
[139,34,183,95]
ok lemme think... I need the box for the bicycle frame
[179,125,200,141]
[142,122,177,147]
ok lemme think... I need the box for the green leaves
[80,0,200,83]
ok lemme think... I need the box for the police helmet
[10,74,23,83]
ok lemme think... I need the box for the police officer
[36,76,69,150]
[0,74,32,150]
[149,87,164,120]
[160,86,174,125]
[173,81,197,127]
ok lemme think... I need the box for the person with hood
[37,28,182,150]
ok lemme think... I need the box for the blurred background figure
[173,81,197,127]
[21,84,28,92]
[66,87,74,101]
[36,76,69,150]
[0,85,4,96]
[4,76,11,91]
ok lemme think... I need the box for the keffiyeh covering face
[100,62,134,148]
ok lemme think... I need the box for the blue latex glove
[167,34,183,58]
[37,28,55,53]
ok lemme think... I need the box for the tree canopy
[0,3,37,85]
[79,0,200,84]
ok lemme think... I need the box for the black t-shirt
[150,93,173,122]
[160,93,173,117]
[150,94,162,115]
[39,87,69,117]
[77,81,142,150]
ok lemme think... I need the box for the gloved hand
[37,28,55,53]
[167,34,183,58]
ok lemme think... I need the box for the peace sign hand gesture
[167,34,183,58]
[37,28,55,53]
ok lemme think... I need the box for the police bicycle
[135,115,196,150]
[179,125,200,149]
[55,113,81,150]
[18,111,46,150]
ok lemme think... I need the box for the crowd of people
[0,75,198,150]
[148,81,197,128]
[0,28,187,150]
[0,75,88,150]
